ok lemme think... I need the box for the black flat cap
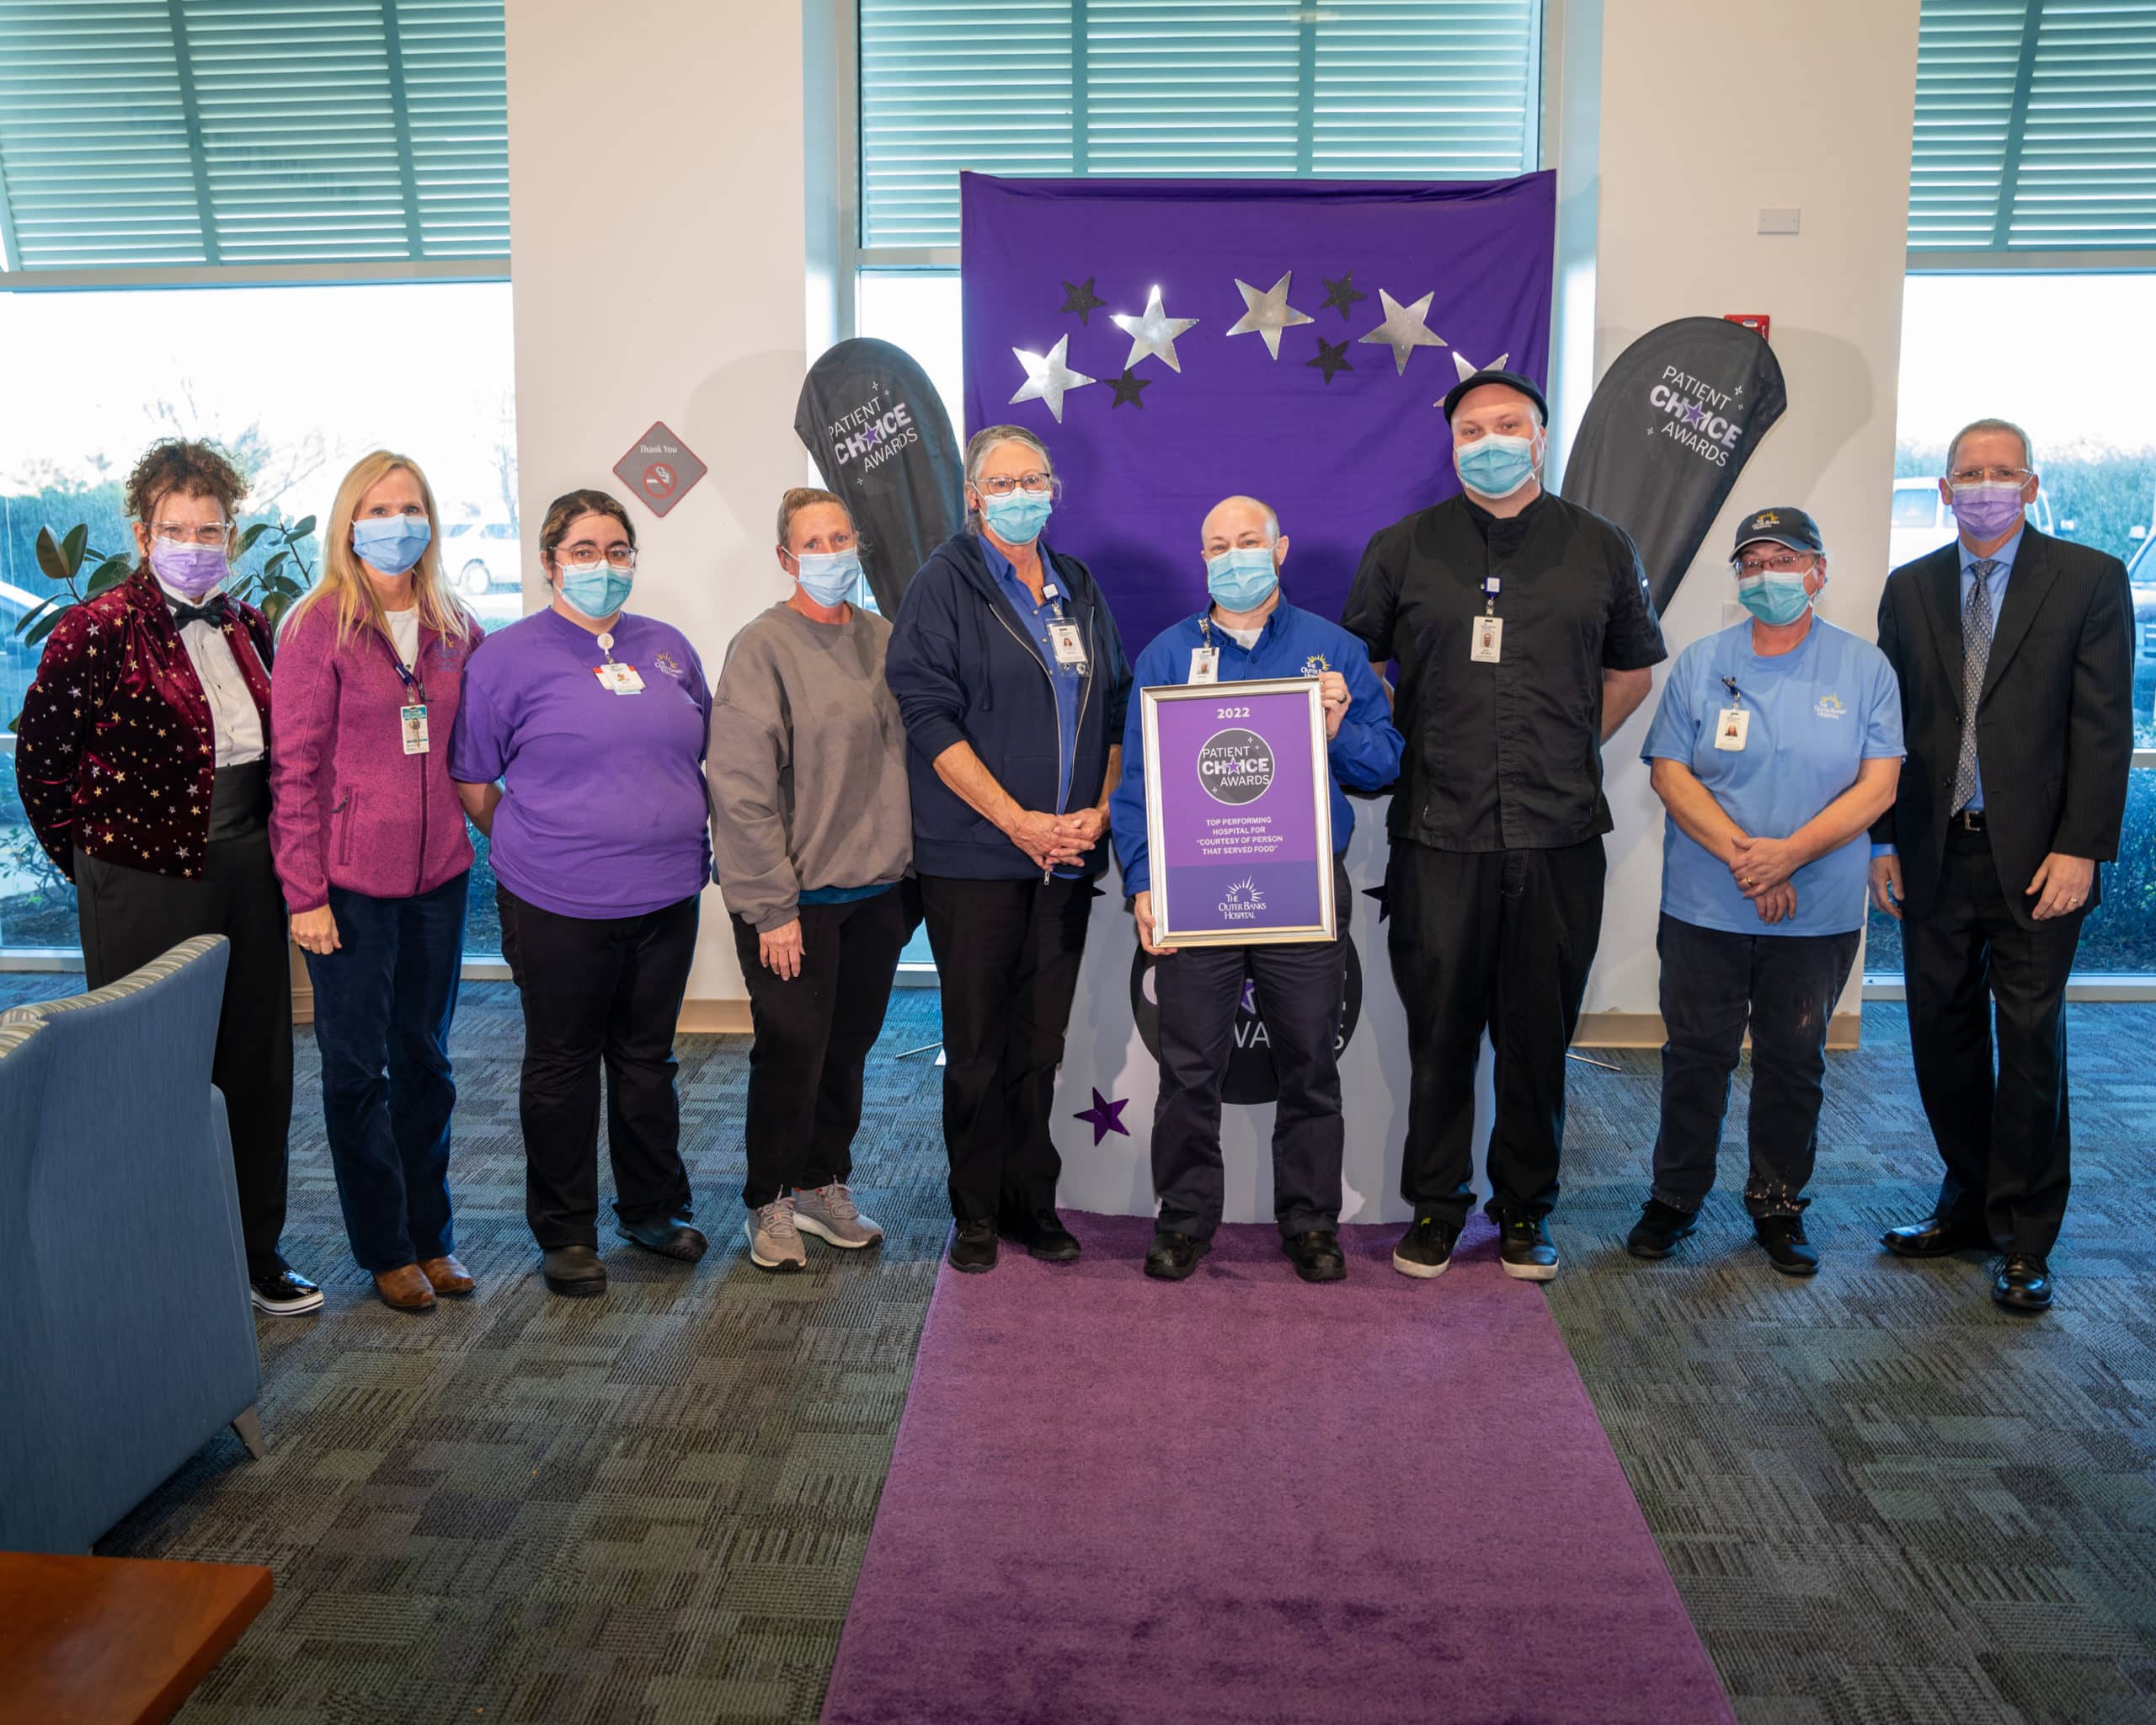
[1441,367,1549,425]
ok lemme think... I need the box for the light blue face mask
[980,488,1053,543]
[1737,569,1817,627]
[1454,431,1539,500]
[794,547,862,607]
[351,514,431,576]
[558,562,633,620]
[1205,546,1280,613]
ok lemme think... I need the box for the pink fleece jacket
[269,600,486,912]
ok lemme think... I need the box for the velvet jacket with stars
[14,569,275,882]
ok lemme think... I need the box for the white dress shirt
[156,576,265,766]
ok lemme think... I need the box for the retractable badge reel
[1041,581,1088,673]
[1190,614,1219,685]
[1470,575,1503,663]
[594,631,645,695]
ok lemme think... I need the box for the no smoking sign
[612,421,707,518]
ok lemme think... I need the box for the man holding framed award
[1109,496,1403,1284]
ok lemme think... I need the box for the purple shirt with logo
[448,606,712,919]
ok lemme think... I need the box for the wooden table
[0,1551,272,1724]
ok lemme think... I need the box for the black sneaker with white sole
[1391,1216,1459,1279]
[249,1268,323,1316]
[1497,1214,1560,1281]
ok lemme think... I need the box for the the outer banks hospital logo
[1647,366,1753,469]
[825,391,922,476]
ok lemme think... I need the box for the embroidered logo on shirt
[1300,654,1331,677]
[652,652,684,680]
[1814,692,1847,718]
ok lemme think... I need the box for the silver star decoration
[1008,336,1097,423]
[1110,285,1199,373]
[1437,348,1513,406]
[1358,288,1447,376]
[1225,272,1315,360]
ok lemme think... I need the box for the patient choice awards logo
[1198,729,1273,805]
[1129,942,1364,1107]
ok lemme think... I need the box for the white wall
[1579,0,1923,1021]
[504,0,810,1011]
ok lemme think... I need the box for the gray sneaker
[745,1197,808,1273]
[792,1182,884,1251]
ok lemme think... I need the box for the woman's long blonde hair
[285,451,475,647]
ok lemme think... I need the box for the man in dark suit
[1869,418,2134,1313]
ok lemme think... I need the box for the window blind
[1910,0,2156,252]
[0,0,508,271]
[858,0,1543,250]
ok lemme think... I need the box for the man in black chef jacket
[1342,370,1666,1282]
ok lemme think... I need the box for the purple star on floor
[1074,1087,1130,1145]
[1362,883,1390,922]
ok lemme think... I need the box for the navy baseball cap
[1442,368,1549,425]
[1731,505,1824,557]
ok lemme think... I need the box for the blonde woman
[269,451,484,1312]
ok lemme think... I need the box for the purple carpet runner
[822,1214,1734,1724]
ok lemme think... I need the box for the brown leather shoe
[374,1264,435,1311]
[419,1254,475,1296]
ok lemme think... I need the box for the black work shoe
[248,1268,323,1316]
[1144,1229,1209,1281]
[1625,1199,1699,1260]
[617,1216,708,1262]
[541,1246,607,1297]
[1000,1209,1081,1263]
[947,1219,999,1274]
[1755,1215,1820,1277]
[1283,1230,1347,1284]
[1993,1253,2053,1312]
[1497,1214,1560,1282]
[1391,1216,1458,1279]
[1881,1213,1989,1258]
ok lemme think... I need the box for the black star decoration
[1361,883,1390,923]
[1059,277,1109,324]
[1321,271,1369,322]
[1107,368,1151,409]
[1307,338,1353,385]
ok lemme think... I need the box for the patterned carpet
[7,969,2153,1724]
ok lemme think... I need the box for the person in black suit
[1869,418,2135,1313]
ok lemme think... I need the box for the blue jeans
[304,871,468,1272]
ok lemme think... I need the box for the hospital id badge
[400,703,430,755]
[1470,616,1503,663]
[1188,647,1219,685]
[595,662,646,695]
[1047,621,1088,670]
[1714,708,1750,751]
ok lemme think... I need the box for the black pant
[1903,828,2082,1256]
[918,873,1091,1224]
[730,887,906,1209]
[498,886,699,1251]
[1650,913,1860,1220]
[1151,861,1351,1239]
[1386,836,1605,1226]
[304,872,467,1272]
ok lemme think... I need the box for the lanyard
[381,623,427,704]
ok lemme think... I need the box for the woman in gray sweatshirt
[710,487,914,1273]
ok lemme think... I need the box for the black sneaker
[1144,1229,1209,1281]
[948,1219,999,1274]
[1000,1209,1081,1263]
[1625,1199,1700,1260]
[1497,1214,1560,1282]
[248,1268,323,1316]
[1283,1230,1347,1284]
[1755,1215,1820,1277]
[1391,1216,1458,1279]
[616,1216,708,1262]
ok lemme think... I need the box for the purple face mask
[1948,481,2026,542]
[147,538,230,601]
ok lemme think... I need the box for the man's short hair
[1206,494,1280,543]
[1945,417,2036,475]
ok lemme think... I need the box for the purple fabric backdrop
[959,171,1556,656]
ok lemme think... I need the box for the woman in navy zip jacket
[884,425,1132,1274]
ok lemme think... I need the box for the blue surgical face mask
[1737,569,1817,627]
[1454,431,1539,500]
[1205,546,1280,613]
[558,562,633,620]
[980,487,1053,543]
[352,514,431,576]
[793,547,862,608]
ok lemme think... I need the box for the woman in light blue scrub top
[1628,506,1903,1277]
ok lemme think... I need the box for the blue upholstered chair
[0,935,265,1554]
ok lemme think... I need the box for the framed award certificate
[1139,676,1336,948]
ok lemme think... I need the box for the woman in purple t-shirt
[448,489,712,1299]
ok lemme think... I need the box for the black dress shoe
[1497,1214,1560,1282]
[542,1246,607,1297]
[1283,1230,1347,1284]
[617,1216,709,1262]
[1881,1213,1989,1258]
[1144,1229,1209,1281]
[1755,1215,1820,1277]
[1391,1216,1458,1279]
[248,1268,324,1316]
[1993,1253,2053,1312]
[1625,1199,1698,1261]
[1000,1209,1081,1263]
[947,1219,999,1274]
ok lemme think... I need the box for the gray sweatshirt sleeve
[707,634,802,934]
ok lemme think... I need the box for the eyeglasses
[1733,551,1816,576]
[1949,467,2034,487]
[557,542,638,572]
[151,522,230,546]
[976,472,1053,497]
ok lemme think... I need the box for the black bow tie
[168,595,231,629]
